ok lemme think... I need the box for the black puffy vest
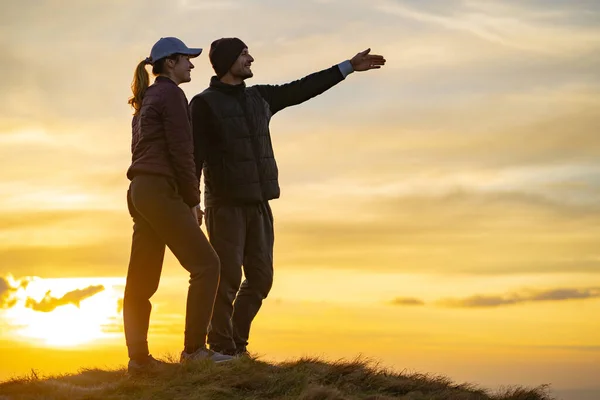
[197,82,280,205]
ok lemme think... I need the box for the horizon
[1,1,599,399]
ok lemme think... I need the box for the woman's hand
[191,205,205,227]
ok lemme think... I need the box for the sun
[4,277,124,347]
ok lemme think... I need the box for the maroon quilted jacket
[126,76,199,207]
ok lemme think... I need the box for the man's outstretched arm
[257,48,386,115]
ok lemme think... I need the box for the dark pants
[205,202,274,352]
[123,175,220,360]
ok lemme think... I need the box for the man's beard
[233,66,253,81]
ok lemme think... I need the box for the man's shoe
[209,346,250,358]
[208,345,236,356]
[127,354,168,374]
[180,347,234,363]
[234,347,251,358]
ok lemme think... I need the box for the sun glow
[3,277,124,347]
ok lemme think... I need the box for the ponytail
[128,58,151,115]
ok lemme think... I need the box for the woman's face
[167,55,194,84]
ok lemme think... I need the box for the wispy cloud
[0,241,127,277]
[389,297,425,306]
[274,189,600,275]
[438,287,600,308]
[2,186,600,277]
[25,285,105,312]
[1,1,599,284]
[178,0,239,10]
[375,0,600,55]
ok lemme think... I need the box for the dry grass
[0,356,554,400]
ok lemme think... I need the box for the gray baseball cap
[147,37,202,64]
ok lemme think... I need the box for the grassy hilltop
[0,356,554,400]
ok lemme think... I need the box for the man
[190,37,386,356]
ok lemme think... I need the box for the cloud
[0,0,372,125]
[276,95,600,187]
[25,285,105,313]
[273,189,600,275]
[438,287,600,308]
[0,1,599,282]
[530,288,600,301]
[0,242,129,278]
[389,297,425,306]
[0,277,18,309]
[0,210,100,231]
[0,275,30,309]
[177,0,239,10]
[2,188,600,278]
[374,0,600,55]
[439,294,520,308]
[0,210,132,278]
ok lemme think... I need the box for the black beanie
[209,37,247,78]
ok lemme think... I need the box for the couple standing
[123,36,386,372]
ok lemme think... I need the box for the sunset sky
[1,1,599,399]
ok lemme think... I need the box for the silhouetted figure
[190,38,386,356]
[123,37,233,373]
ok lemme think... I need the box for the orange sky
[1,1,599,398]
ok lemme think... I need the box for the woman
[124,37,232,372]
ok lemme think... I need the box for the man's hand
[350,48,386,72]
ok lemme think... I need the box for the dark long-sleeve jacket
[190,65,345,206]
[127,76,200,207]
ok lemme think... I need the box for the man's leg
[205,205,246,354]
[129,175,220,352]
[232,202,274,351]
[123,188,166,362]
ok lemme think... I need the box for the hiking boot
[180,347,234,363]
[127,354,168,374]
